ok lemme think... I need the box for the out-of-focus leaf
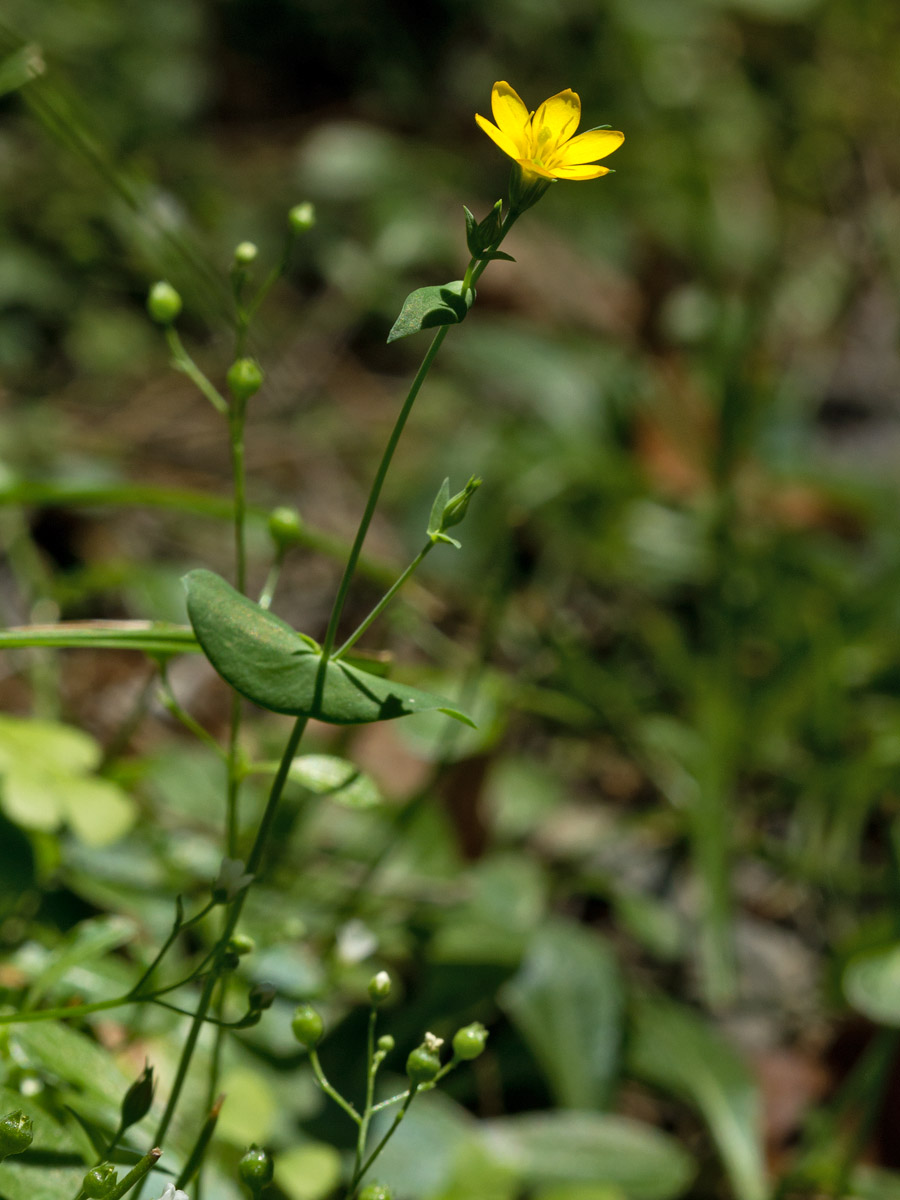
[844,943,900,1026]
[12,1022,129,1108]
[482,1112,694,1200]
[499,919,623,1108]
[627,996,766,1200]
[285,754,382,808]
[25,915,135,1007]
[185,569,473,726]
[274,1144,342,1200]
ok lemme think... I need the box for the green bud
[226,357,264,404]
[147,280,182,325]
[288,202,316,234]
[120,1061,155,1129]
[0,1109,33,1160]
[239,1144,274,1195]
[406,1032,443,1084]
[234,241,258,266]
[267,506,304,549]
[359,1184,393,1200]
[376,1034,395,1053]
[248,981,277,1011]
[291,1002,324,1048]
[228,933,256,957]
[368,970,391,1004]
[427,476,482,548]
[82,1163,118,1198]
[452,1021,488,1061]
[464,199,503,258]
[221,950,241,972]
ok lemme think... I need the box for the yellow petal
[547,163,611,180]
[553,128,624,167]
[531,89,581,151]
[516,158,557,180]
[490,81,532,156]
[475,113,521,161]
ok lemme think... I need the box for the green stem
[309,1048,361,1125]
[164,328,228,416]
[348,1086,418,1195]
[151,715,308,1150]
[334,541,434,660]
[319,327,450,661]
[350,1010,378,1183]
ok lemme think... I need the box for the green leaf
[427,478,451,540]
[287,754,382,808]
[0,1087,84,1200]
[25,915,136,1008]
[184,569,473,727]
[844,943,900,1026]
[499,919,624,1108]
[387,280,473,343]
[627,996,766,1200]
[482,1112,694,1200]
[274,1144,342,1200]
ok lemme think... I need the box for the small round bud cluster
[234,241,258,266]
[406,1032,443,1084]
[226,358,264,404]
[239,1144,274,1196]
[267,506,304,550]
[291,1003,324,1049]
[452,1022,488,1061]
[368,970,391,1005]
[288,202,315,234]
[359,1184,393,1200]
[0,1110,33,1160]
[82,1163,118,1198]
[147,281,182,325]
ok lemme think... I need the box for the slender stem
[334,542,434,660]
[151,715,308,1150]
[349,1086,418,1194]
[308,1048,362,1125]
[159,669,226,759]
[258,549,284,610]
[319,326,450,661]
[164,328,228,416]
[351,1010,379,1182]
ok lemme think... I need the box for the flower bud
[427,476,482,548]
[120,1061,155,1129]
[226,358,264,404]
[406,1033,443,1084]
[228,934,255,957]
[147,281,183,325]
[239,1144,274,1195]
[376,1034,395,1054]
[267,506,304,550]
[368,971,391,1005]
[359,1184,392,1200]
[291,1003,324,1048]
[288,202,315,234]
[0,1109,33,1160]
[248,982,277,1012]
[508,163,553,217]
[234,241,258,266]
[82,1163,118,1198]
[452,1022,488,1061]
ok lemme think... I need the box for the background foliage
[2,1,900,1199]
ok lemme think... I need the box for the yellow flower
[475,81,623,181]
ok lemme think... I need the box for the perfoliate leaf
[387,281,474,343]
[184,570,473,727]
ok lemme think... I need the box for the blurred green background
[3,1,900,1199]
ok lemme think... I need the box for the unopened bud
[267,506,304,550]
[239,1144,274,1196]
[226,358,264,404]
[234,242,258,266]
[288,202,315,234]
[228,934,255,957]
[291,1003,324,1048]
[406,1034,442,1084]
[452,1021,488,1061]
[368,971,391,1004]
[147,281,182,325]
[376,1034,395,1054]
[120,1062,155,1128]
[248,982,277,1012]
